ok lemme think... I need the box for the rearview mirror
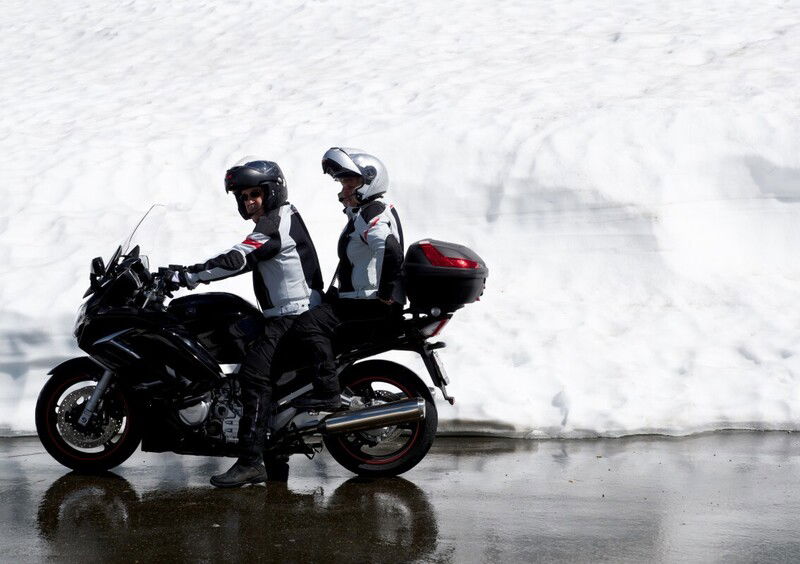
[90,257,105,276]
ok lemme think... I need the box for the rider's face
[337,177,363,208]
[238,187,264,220]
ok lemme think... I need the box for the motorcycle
[36,209,488,478]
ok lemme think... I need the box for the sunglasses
[238,189,263,201]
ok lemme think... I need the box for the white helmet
[321,147,389,203]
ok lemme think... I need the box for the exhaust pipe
[318,398,426,434]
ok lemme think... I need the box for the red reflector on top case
[419,243,480,269]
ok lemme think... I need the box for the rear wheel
[323,360,438,477]
[36,364,141,472]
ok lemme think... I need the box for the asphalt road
[1,432,799,563]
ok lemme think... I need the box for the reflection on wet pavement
[2,433,800,562]
[36,474,438,562]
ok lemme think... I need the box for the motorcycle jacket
[337,199,405,303]
[184,203,324,317]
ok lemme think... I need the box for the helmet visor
[321,148,362,179]
[225,166,266,192]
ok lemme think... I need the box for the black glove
[156,267,180,294]
[172,264,200,289]
[159,265,197,291]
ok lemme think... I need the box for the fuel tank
[168,292,265,363]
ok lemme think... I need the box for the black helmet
[224,160,288,219]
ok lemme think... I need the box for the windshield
[122,204,166,255]
[108,204,169,271]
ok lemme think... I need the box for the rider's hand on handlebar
[159,265,198,291]
[155,267,180,296]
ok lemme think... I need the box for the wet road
[1,432,799,563]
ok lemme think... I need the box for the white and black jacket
[337,199,405,303]
[185,203,323,317]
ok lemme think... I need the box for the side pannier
[403,239,488,313]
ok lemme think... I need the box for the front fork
[418,341,455,405]
[78,369,114,426]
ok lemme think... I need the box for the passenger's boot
[292,363,342,411]
[292,392,342,411]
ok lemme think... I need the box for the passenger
[288,148,405,411]
[165,159,323,487]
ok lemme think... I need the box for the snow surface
[2,0,800,436]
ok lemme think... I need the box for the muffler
[317,398,426,434]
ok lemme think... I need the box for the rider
[287,148,405,410]
[166,158,323,487]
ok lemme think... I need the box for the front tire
[323,360,438,477]
[36,364,142,472]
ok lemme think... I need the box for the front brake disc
[57,386,122,448]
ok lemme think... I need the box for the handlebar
[131,269,174,309]
[152,268,177,299]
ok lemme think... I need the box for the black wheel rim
[336,376,422,465]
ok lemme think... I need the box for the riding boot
[210,453,267,488]
[292,361,342,411]
[210,401,269,488]
[292,393,342,411]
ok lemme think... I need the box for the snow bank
[2,0,800,436]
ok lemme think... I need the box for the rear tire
[323,360,438,477]
[36,365,142,472]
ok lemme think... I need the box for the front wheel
[35,363,142,472]
[323,360,438,477]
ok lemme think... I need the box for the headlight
[73,299,89,338]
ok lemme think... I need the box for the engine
[176,378,242,444]
[208,378,242,443]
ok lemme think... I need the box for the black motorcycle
[36,214,487,478]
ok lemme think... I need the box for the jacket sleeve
[362,214,403,301]
[184,215,282,286]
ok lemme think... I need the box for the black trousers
[287,299,401,397]
[237,315,296,456]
